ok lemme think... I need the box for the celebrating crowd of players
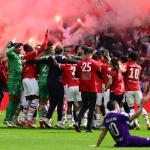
[0,30,150,133]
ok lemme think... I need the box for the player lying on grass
[94,98,150,147]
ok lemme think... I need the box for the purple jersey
[103,111,150,147]
[102,111,130,146]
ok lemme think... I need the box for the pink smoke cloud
[0,0,150,50]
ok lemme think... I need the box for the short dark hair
[82,46,93,54]
[23,44,33,52]
[107,101,118,111]
[112,50,121,60]
[55,46,64,54]
[128,51,137,61]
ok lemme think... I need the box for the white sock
[67,114,72,124]
[142,108,150,125]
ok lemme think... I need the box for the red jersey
[97,60,104,93]
[108,69,125,95]
[60,64,79,87]
[23,35,48,79]
[0,60,7,85]
[76,58,101,92]
[124,61,142,91]
[101,60,109,87]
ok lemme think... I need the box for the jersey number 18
[129,68,140,80]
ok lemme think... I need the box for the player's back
[124,61,142,91]
[76,58,101,92]
[38,55,49,83]
[103,112,130,146]
[61,64,79,87]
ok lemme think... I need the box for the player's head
[55,45,64,55]
[128,51,137,61]
[45,46,54,55]
[64,47,71,58]
[120,55,128,63]
[77,46,84,56]
[107,101,120,112]
[80,46,93,56]
[13,43,23,54]
[112,50,121,60]
[110,57,119,73]
[35,44,41,50]
[92,51,103,60]
[23,44,33,52]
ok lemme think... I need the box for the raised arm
[35,30,49,54]
[6,43,23,57]
[56,56,78,64]
[27,57,49,65]
[24,30,49,59]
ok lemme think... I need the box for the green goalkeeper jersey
[6,47,22,79]
[38,55,49,83]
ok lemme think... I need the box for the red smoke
[0,0,150,50]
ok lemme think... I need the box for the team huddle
[0,29,150,147]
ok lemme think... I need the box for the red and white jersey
[124,61,142,91]
[108,69,125,95]
[23,35,48,79]
[76,58,101,92]
[60,64,79,87]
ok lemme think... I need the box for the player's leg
[75,92,89,132]
[38,82,49,128]
[62,85,68,124]
[103,89,110,114]
[87,92,97,132]
[126,91,140,129]
[67,87,75,128]
[125,136,150,147]
[94,93,103,129]
[23,78,39,128]
[56,86,65,128]
[27,98,39,128]
[135,91,150,129]
[4,79,21,127]
[75,88,87,128]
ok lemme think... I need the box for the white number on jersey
[109,122,120,137]
[71,66,76,77]
[129,68,140,79]
[81,62,92,72]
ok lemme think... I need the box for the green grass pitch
[0,111,150,150]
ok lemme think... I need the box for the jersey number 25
[81,62,91,72]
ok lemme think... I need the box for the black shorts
[110,92,124,107]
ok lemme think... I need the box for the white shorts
[20,91,39,107]
[64,85,68,97]
[125,91,143,107]
[23,78,39,97]
[67,86,81,102]
[103,89,110,107]
[96,93,103,106]
[20,91,28,106]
